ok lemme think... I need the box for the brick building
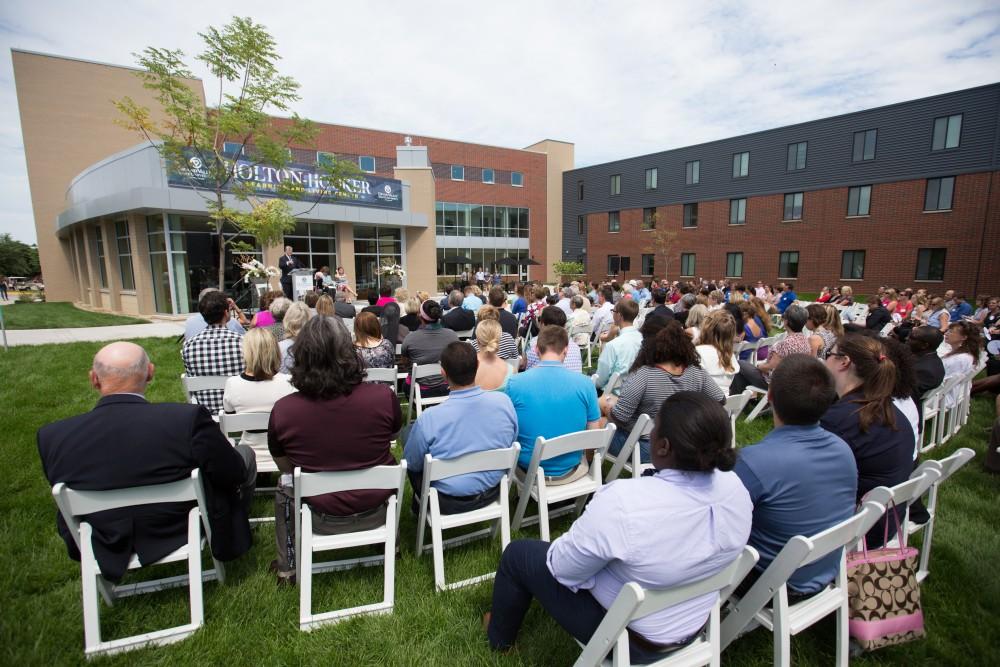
[564,84,1000,297]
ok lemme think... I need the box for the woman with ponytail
[821,334,914,546]
[473,319,514,392]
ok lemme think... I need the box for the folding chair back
[605,414,653,482]
[217,410,276,475]
[576,546,760,667]
[603,372,623,395]
[180,373,229,405]
[912,447,974,581]
[294,462,407,630]
[454,328,474,340]
[363,366,399,384]
[52,470,221,657]
[506,358,520,375]
[416,445,521,591]
[724,390,754,448]
[406,363,449,426]
[919,383,946,453]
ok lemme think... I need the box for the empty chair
[51,471,223,657]
[295,463,407,631]
[575,547,760,667]
[604,413,653,482]
[906,448,975,581]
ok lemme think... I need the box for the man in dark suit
[649,288,676,323]
[38,342,255,582]
[442,290,475,332]
[908,326,946,399]
[278,245,300,299]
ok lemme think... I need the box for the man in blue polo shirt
[505,326,600,484]
[776,282,797,314]
[733,354,857,595]
[404,342,517,514]
[949,293,973,323]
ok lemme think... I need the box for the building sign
[167,149,403,210]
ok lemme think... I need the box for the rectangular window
[645,168,658,190]
[924,176,955,211]
[841,250,866,280]
[916,248,946,281]
[732,151,749,178]
[578,180,584,200]
[451,164,464,181]
[847,185,872,216]
[786,142,807,171]
[685,160,700,185]
[683,203,699,228]
[620,256,631,272]
[482,168,495,184]
[223,141,244,157]
[778,251,799,278]
[726,252,743,278]
[680,253,696,277]
[608,210,620,232]
[94,227,108,289]
[729,198,747,225]
[511,171,524,187]
[853,129,877,161]
[577,215,586,235]
[641,254,655,276]
[359,155,376,173]
[607,254,620,275]
[783,192,804,220]
[642,207,656,230]
[932,114,962,151]
[610,174,621,195]
[115,220,135,290]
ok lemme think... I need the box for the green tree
[0,234,40,277]
[552,260,585,282]
[114,16,361,289]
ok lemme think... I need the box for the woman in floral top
[353,312,395,368]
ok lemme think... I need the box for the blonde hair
[241,327,282,380]
[699,310,737,372]
[394,287,409,302]
[476,305,500,322]
[416,290,430,303]
[404,296,421,315]
[315,294,334,317]
[841,285,853,297]
[476,319,502,355]
[283,302,311,338]
[824,304,845,337]
[686,304,709,328]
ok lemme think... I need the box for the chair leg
[745,395,770,422]
[511,478,531,533]
[835,595,849,666]
[187,509,204,628]
[80,524,103,653]
[772,589,791,667]
[499,478,511,550]
[429,491,447,592]
[537,477,550,542]
[384,496,397,609]
[299,509,314,628]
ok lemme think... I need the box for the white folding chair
[734,339,760,361]
[454,328,474,341]
[605,414,653,482]
[405,363,449,426]
[294,462,407,631]
[506,357,520,375]
[340,317,354,335]
[217,411,277,474]
[51,471,223,658]
[414,445,520,591]
[363,366,398,385]
[884,463,942,548]
[919,383,946,453]
[936,375,965,445]
[743,386,770,423]
[906,448,975,582]
[594,371,622,395]
[720,498,888,667]
[575,546,760,667]
[180,373,229,408]
[511,425,616,541]
[571,322,595,368]
[724,390,754,448]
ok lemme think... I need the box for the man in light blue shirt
[183,288,246,341]
[404,342,517,514]
[506,327,600,480]
[776,282,797,314]
[593,299,641,394]
[462,286,483,314]
[634,280,651,303]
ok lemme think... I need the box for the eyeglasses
[827,351,848,359]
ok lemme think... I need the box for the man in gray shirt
[401,299,459,397]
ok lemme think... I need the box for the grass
[0,302,148,329]
[2,338,998,665]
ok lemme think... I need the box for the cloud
[0,0,998,245]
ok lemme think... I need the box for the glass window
[847,185,872,216]
[841,250,866,280]
[932,114,962,151]
[645,168,658,190]
[608,211,620,232]
[783,192,804,220]
[924,177,955,211]
[578,180,584,200]
[471,205,483,236]
[853,129,877,161]
[778,251,799,278]
[577,215,586,235]
[683,203,698,228]
[787,142,807,171]
[685,160,700,185]
[726,252,743,278]
[147,214,173,314]
[115,220,135,290]
[451,164,464,181]
[93,227,108,288]
[482,205,495,236]
[317,151,335,166]
[359,155,375,172]
[729,198,747,225]
[916,248,946,281]
[283,222,337,276]
[732,152,749,178]
[455,204,470,236]
[680,253,696,277]
[642,207,656,230]
[607,255,620,275]
[511,171,523,187]
[641,254,655,276]
[222,141,244,157]
[482,168,495,184]
[610,174,621,195]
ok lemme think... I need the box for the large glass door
[354,225,402,298]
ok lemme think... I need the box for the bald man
[38,342,255,582]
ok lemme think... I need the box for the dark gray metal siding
[563,83,1000,262]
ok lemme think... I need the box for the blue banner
[167,149,403,210]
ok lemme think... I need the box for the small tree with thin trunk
[115,16,361,290]
[646,211,676,281]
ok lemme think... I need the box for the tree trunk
[216,192,226,291]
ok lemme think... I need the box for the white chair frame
[724,390,754,448]
[511,425,615,541]
[217,411,277,474]
[414,445,521,591]
[180,373,229,407]
[919,383,946,453]
[52,470,223,658]
[575,546,760,667]
[605,414,653,482]
[294,462,407,631]
[405,363,449,427]
[363,366,399,385]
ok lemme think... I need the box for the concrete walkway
[2,322,184,347]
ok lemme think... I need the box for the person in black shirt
[907,326,946,399]
[864,296,892,333]
[442,291,475,331]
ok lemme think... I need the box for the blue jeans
[607,427,651,464]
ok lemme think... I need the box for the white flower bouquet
[241,258,279,283]
[377,260,406,279]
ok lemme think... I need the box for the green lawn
[2,338,997,665]
[0,302,148,329]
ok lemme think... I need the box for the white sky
[1,0,998,244]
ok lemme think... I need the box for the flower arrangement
[377,260,406,279]
[240,258,279,283]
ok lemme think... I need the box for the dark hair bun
[713,446,737,472]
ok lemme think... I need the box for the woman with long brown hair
[354,311,395,368]
[696,310,739,394]
[821,333,914,547]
